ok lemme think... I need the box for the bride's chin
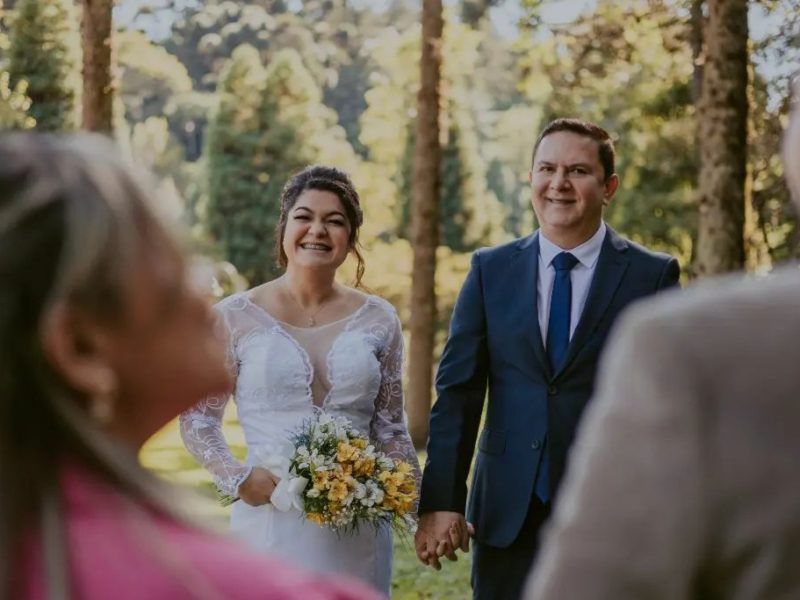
[289,260,340,274]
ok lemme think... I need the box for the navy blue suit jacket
[419,227,680,548]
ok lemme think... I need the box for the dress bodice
[179,293,420,497]
[276,319,342,407]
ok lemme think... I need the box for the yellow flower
[383,485,399,504]
[328,480,349,502]
[313,470,330,490]
[354,457,375,477]
[395,492,416,515]
[307,512,326,525]
[337,442,360,463]
[351,437,368,449]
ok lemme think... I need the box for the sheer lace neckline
[240,292,373,330]
[237,292,377,409]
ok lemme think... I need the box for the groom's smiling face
[530,131,619,247]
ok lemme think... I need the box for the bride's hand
[238,467,280,506]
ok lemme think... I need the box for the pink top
[18,466,382,600]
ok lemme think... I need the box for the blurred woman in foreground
[0,133,378,600]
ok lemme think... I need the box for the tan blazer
[525,269,800,600]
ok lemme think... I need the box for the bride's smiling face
[282,189,352,272]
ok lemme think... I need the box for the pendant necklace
[284,282,333,327]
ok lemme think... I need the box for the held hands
[415,511,475,570]
[237,466,280,506]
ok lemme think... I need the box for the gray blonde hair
[0,133,196,600]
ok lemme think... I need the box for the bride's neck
[282,268,336,305]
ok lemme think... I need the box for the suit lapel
[553,227,629,379]
[511,233,551,377]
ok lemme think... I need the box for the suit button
[548,385,558,396]
[531,439,542,450]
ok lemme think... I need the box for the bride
[180,165,420,596]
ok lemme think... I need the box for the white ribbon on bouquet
[251,447,309,513]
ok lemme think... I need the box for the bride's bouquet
[225,414,418,535]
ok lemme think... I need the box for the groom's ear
[602,174,619,206]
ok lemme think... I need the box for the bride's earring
[89,371,118,425]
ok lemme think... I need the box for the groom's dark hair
[532,118,616,180]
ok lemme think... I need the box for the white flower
[361,480,385,507]
[353,483,367,500]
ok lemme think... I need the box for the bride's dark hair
[274,165,366,288]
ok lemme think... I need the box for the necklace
[283,282,334,327]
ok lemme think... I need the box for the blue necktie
[536,251,578,504]
[546,252,579,372]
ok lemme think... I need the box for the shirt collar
[539,222,607,270]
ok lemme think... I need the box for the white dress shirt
[537,222,606,345]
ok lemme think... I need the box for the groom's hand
[415,511,472,570]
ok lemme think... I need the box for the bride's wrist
[234,465,254,497]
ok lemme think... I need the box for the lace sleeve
[178,308,251,497]
[369,311,421,491]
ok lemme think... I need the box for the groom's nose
[549,168,571,190]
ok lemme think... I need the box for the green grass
[140,413,472,599]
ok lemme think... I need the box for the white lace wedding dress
[179,292,420,597]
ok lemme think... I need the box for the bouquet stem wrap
[251,448,309,513]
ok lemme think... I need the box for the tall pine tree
[8,0,78,131]
[0,8,33,129]
[206,46,340,285]
[694,0,749,275]
[398,99,503,251]
[206,45,276,286]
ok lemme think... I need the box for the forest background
[1,0,798,597]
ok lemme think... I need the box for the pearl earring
[89,373,118,425]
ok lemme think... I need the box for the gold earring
[89,373,117,425]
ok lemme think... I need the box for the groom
[415,118,681,599]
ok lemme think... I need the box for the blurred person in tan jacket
[525,79,800,600]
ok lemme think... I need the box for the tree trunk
[690,0,704,105]
[694,0,748,276]
[81,0,113,133]
[407,0,443,449]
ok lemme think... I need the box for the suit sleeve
[524,303,706,599]
[656,256,681,290]
[418,250,489,515]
